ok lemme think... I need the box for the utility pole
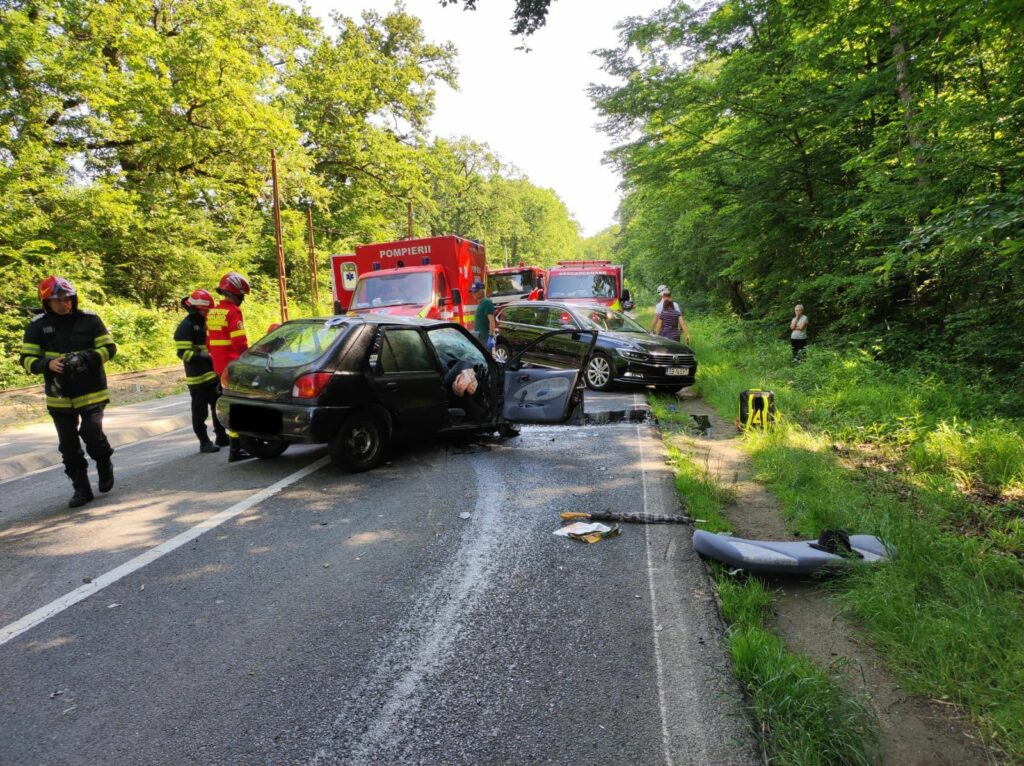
[306,203,319,310]
[270,149,289,322]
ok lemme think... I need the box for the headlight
[614,348,650,361]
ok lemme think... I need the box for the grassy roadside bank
[678,314,1023,760]
[663,436,880,764]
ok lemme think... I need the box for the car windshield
[245,321,349,367]
[488,271,535,296]
[547,273,617,300]
[575,308,647,333]
[352,271,433,308]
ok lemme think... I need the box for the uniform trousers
[51,404,113,477]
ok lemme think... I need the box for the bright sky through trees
[302,0,666,235]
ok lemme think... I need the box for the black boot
[214,431,230,447]
[96,457,114,493]
[228,438,253,463]
[69,471,94,508]
[199,441,220,453]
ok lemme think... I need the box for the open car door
[502,329,597,423]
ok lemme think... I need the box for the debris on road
[458,512,472,520]
[560,510,692,525]
[553,521,622,544]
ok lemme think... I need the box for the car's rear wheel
[237,435,289,459]
[585,352,615,391]
[329,413,388,472]
[492,340,511,365]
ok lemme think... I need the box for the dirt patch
[669,397,999,766]
[0,367,187,429]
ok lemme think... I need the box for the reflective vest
[205,299,248,375]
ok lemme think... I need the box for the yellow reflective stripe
[46,395,73,408]
[174,341,193,349]
[21,342,41,354]
[45,351,62,358]
[229,329,246,338]
[192,344,205,350]
[182,350,195,362]
[96,347,111,363]
[185,371,218,385]
[94,334,113,347]
[70,390,109,408]
[209,339,231,347]
[23,357,38,373]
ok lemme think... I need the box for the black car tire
[498,422,520,438]
[492,339,511,365]
[329,413,388,472]
[585,352,615,391]
[237,435,290,459]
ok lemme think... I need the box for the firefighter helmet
[217,272,250,297]
[185,288,214,311]
[38,276,77,304]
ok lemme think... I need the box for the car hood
[599,331,694,355]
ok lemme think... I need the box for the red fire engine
[545,260,633,309]
[486,263,546,306]
[330,235,486,326]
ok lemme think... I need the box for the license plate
[667,367,690,376]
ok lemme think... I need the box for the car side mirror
[438,296,450,307]
[451,288,462,306]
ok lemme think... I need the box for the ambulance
[545,260,633,310]
[330,235,486,326]
[486,263,546,305]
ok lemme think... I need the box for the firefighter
[18,277,116,508]
[174,288,228,453]
[206,272,253,462]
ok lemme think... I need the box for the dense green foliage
[687,314,1024,758]
[0,1,581,388]
[594,0,1024,381]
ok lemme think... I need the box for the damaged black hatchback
[216,315,595,472]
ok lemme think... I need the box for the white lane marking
[638,422,675,766]
[0,427,193,487]
[0,456,329,647]
[142,399,188,411]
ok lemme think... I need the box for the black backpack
[738,389,778,430]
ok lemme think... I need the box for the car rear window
[246,321,349,367]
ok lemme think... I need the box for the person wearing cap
[471,281,496,351]
[651,285,681,332]
[652,289,691,344]
[19,276,117,508]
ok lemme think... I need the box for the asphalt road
[0,392,756,765]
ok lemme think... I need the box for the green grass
[659,423,880,764]
[687,314,1024,759]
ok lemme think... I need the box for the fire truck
[545,260,633,309]
[486,263,546,306]
[330,235,486,326]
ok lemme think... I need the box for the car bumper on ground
[217,395,354,444]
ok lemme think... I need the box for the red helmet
[38,276,77,304]
[217,272,250,297]
[185,288,214,311]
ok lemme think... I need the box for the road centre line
[0,456,330,647]
[0,426,193,487]
[637,422,675,766]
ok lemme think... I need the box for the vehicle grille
[649,352,695,366]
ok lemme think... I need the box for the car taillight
[292,372,333,399]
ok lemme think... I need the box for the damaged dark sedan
[216,315,595,472]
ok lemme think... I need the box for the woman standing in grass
[790,304,809,359]
[653,291,690,344]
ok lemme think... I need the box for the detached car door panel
[502,329,596,423]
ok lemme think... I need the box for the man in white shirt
[651,285,681,331]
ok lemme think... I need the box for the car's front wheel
[585,352,615,391]
[492,339,511,365]
[329,413,388,472]
[237,435,289,460]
